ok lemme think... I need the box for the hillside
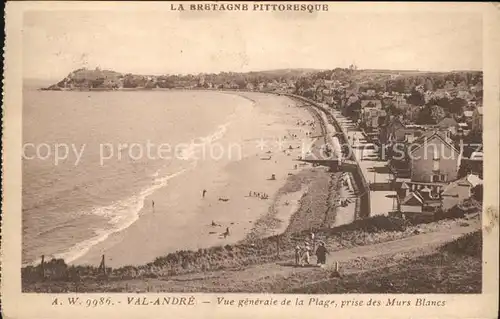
[42,67,480,92]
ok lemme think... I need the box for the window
[432,174,446,182]
[433,158,440,171]
[433,149,440,171]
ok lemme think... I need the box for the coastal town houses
[463,110,474,124]
[441,174,482,211]
[457,122,470,136]
[361,99,382,110]
[396,173,482,216]
[314,85,337,105]
[408,131,460,183]
[378,116,425,147]
[394,130,462,216]
[459,143,483,179]
[360,100,386,138]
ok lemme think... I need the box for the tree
[235,78,247,90]
[295,77,313,94]
[407,88,425,106]
[430,105,446,124]
[424,78,434,91]
[447,98,467,115]
[90,78,104,88]
[416,105,445,124]
[302,88,315,99]
[385,101,403,117]
[344,95,361,119]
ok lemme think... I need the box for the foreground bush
[327,215,410,233]
[441,230,482,258]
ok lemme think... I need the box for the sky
[22,3,484,80]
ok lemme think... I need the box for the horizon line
[24,66,483,81]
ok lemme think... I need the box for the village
[30,66,485,293]
[55,65,484,220]
[206,66,484,222]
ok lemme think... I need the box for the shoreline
[66,91,330,267]
[22,90,252,267]
[22,90,342,271]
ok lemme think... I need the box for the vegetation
[35,66,484,293]
[22,214,444,291]
[292,230,482,294]
[441,230,482,257]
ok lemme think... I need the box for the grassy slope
[291,230,482,294]
[22,216,479,292]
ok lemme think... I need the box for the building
[382,120,427,177]
[361,107,387,133]
[457,122,470,136]
[463,110,474,124]
[441,174,482,211]
[398,183,445,215]
[408,131,460,183]
[472,106,483,132]
[361,99,382,110]
[324,95,335,105]
[388,129,459,181]
[362,89,377,97]
[395,130,462,216]
[379,116,426,145]
[459,149,483,179]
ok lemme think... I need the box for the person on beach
[202,189,207,198]
[315,242,329,265]
[222,227,230,238]
[152,200,155,210]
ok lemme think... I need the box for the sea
[22,80,252,265]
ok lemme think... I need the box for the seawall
[280,93,371,220]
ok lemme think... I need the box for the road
[331,109,397,216]
[133,220,478,292]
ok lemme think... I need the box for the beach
[22,89,324,267]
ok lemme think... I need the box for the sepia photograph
[17,5,489,294]
[2,3,498,316]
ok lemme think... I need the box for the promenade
[331,109,397,216]
[286,95,358,226]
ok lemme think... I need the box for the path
[289,96,357,227]
[331,109,397,216]
[141,222,478,292]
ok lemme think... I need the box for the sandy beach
[73,92,322,267]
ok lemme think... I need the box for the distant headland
[42,67,483,103]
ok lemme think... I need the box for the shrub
[441,230,482,257]
[327,215,410,234]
